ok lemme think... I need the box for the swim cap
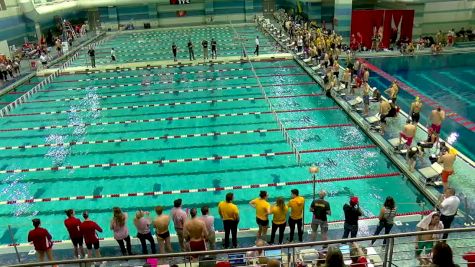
[415,96,420,101]
[350,196,359,205]
[449,148,458,155]
[411,146,418,152]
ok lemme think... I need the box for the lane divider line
[361,58,475,133]
[28,82,312,104]
[59,65,298,83]
[0,106,339,133]
[0,171,398,205]
[0,144,377,174]
[6,93,321,117]
[0,123,353,151]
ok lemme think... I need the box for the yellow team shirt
[218,201,239,221]
[271,205,288,224]
[288,196,305,220]
[251,198,270,221]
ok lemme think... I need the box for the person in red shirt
[79,211,103,258]
[64,209,85,258]
[27,218,54,263]
[350,242,368,267]
[463,252,475,267]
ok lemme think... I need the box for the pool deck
[36,53,293,76]
[355,45,475,59]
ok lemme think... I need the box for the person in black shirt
[310,190,331,241]
[211,38,217,59]
[342,196,362,239]
[172,43,177,62]
[87,47,95,68]
[201,40,209,60]
[187,40,195,61]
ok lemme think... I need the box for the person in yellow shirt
[288,189,305,242]
[249,191,271,240]
[218,193,239,248]
[269,197,288,244]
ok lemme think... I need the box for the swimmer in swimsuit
[410,97,423,123]
[399,119,417,147]
[184,208,208,257]
[430,107,445,135]
[153,206,173,253]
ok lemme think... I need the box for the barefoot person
[438,148,457,191]
[430,107,445,136]
[399,119,417,147]
[28,219,54,264]
[184,208,208,255]
[379,98,391,134]
[80,211,103,258]
[410,96,423,123]
[249,191,271,240]
[153,206,173,253]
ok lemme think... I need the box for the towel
[416,211,444,239]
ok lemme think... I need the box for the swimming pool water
[0,57,433,245]
[367,52,475,161]
[57,25,280,67]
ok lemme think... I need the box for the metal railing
[7,227,475,267]
[228,18,301,165]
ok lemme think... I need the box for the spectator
[246,239,269,265]
[171,198,188,251]
[415,212,444,260]
[27,219,54,263]
[310,190,331,242]
[463,251,475,267]
[325,246,345,267]
[64,209,85,258]
[438,187,460,240]
[134,210,156,254]
[199,206,216,250]
[80,211,103,258]
[371,196,397,245]
[269,197,288,244]
[249,191,271,240]
[288,189,305,243]
[350,242,368,266]
[342,196,362,239]
[110,207,133,256]
[218,193,239,248]
[430,242,460,267]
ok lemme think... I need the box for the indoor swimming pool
[367,52,475,161]
[0,56,432,245]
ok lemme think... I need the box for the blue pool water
[367,52,475,161]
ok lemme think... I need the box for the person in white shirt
[438,187,460,240]
[111,48,116,62]
[254,36,260,56]
[40,53,48,69]
[198,206,215,250]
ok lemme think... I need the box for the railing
[7,228,475,267]
[228,18,302,165]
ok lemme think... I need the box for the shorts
[363,95,370,105]
[416,241,434,256]
[311,219,328,233]
[256,218,269,227]
[86,241,100,250]
[411,112,420,123]
[111,56,116,61]
[71,237,83,247]
[441,170,454,183]
[156,231,170,239]
[431,124,441,134]
[399,132,414,146]
[189,239,206,252]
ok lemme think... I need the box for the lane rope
[0,144,377,174]
[6,93,320,117]
[0,106,338,133]
[0,171,399,205]
[0,123,353,151]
